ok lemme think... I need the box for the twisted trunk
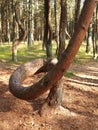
[9,0,96,101]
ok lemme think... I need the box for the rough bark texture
[9,0,96,100]
[46,79,64,107]
[9,59,44,100]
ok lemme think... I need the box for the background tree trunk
[54,0,59,54]
[74,0,81,30]
[28,0,32,48]
[27,0,34,48]
[92,9,98,59]
[1,1,7,42]
[6,0,10,43]
[44,0,53,58]
[86,25,92,53]
[12,1,26,62]
[58,0,67,57]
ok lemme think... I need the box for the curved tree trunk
[9,0,96,101]
[12,1,26,62]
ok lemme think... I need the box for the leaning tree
[9,0,97,114]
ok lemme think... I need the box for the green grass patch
[0,40,94,65]
[0,41,57,65]
[73,42,93,64]
[65,71,75,77]
[0,44,12,61]
[17,42,46,64]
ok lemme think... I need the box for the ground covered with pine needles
[0,60,98,130]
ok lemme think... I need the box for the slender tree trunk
[74,0,81,30]
[95,5,98,54]
[6,0,11,43]
[1,1,6,42]
[28,0,32,47]
[86,25,92,53]
[92,10,98,59]
[54,0,59,54]
[22,0,28,43]
[44,0,53,58]
[58,0,67,57]
[12,1,26,62]
[0,4,2,44]
[38,0,44,41]
[12,0,17,41]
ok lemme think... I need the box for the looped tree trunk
[9,59,44,100]
[9,58,58,100]
[9,0,96,114]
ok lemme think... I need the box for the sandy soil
[0,61,98,130]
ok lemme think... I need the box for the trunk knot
[81,24,86,30]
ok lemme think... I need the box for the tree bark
[46,79,64,107]
[54,0,59,54]
[27,0,34,48]
[92,5,98,59]
[12,1,26,62]
[44,0,53,58]
[86,25,92,53]
[58,0,67,57]
[74,0,81,30]
[45,0,67,110]
[9,0,96,100]
[1,1,7,42]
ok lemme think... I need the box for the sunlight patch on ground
[54,106,78,117]
[75,73,98,80]
[88,66,98,71]
[68,78,98,87]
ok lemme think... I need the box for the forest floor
[0,60,98,130]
